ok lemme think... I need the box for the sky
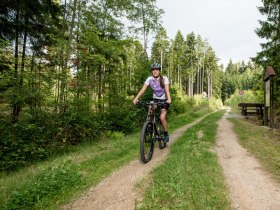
[155,0,265,67]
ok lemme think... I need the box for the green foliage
[0,97,138,171]
[254,0,280,121]
[221,74,236,102]
[104,131,125,140]
[0,39,13,78]
[221,61,264,103]
[225,90,262,107]
[60,111,105,144]
[169,87,222,116]
[106,106,137,134]
[168,87,187,115]
[0,119,48,171]
[0,109,106,171]
[150,26,169,68]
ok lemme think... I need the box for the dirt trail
[66,109,280,210]
[215,109,280,210]
[65,115,208,210]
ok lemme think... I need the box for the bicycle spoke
[140,121,154,163]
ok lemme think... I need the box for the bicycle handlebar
[137,101,167,106]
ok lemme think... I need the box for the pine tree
[255,0,280,118]
[0,0,60,121]
[151,26,169,72]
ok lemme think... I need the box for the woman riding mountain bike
[132,63,171,143]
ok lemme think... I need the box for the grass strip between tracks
[136,110,230,209]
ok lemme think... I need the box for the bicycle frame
[138,101,167,163]
[140,101,165,141]
[148,106,161,139]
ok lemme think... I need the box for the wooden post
[270,75,275,128]
[264,107,268,126]
[263,66,276,128]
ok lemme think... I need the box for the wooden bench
[238,103,264,116]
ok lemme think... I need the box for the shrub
[225,90,262,107]
[0,121,48,171]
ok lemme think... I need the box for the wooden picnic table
[238,103,264,116]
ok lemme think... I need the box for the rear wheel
[157,121,166,149]
[140,121,154,163]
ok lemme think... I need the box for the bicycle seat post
[148,105,153,121]
[148,101,157,121]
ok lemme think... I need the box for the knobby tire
[140,121,154,163]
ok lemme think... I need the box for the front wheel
[140,121,154,163]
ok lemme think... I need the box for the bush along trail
[0,109,210,210]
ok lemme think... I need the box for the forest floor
[65,108,280,210]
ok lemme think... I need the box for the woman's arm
[164,84,172,104]
[132,84,148,105]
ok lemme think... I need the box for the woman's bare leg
[160,109,168,132]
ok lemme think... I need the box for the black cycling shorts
[153,99,170,110]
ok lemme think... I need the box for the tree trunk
[188,74,191,96]
[208,70,212,98]
[97,64,102,112]
[207,70,210,98]
[20,18,28,87]
[28,52,34,112]
[141,3,149,60]
[196,63,200,94]
[12,8,20,121]
[201,61,204,93]
[160,49,163,71]
[210,72,213,98]
[177,64,180,88]
[59,0,78,114]
[190,57,194,97]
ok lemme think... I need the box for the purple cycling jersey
[144,76,169,99]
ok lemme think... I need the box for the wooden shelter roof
[264,66,276,81]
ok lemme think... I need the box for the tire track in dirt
[215,110,280,210]
[64,114,210,210]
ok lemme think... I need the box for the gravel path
[215,110,280,210]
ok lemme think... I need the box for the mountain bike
[137,101,167,163]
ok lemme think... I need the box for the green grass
[168,109,211,132]
[0,109,210,210]
[229,118,280,184]
[136,110,230,210]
